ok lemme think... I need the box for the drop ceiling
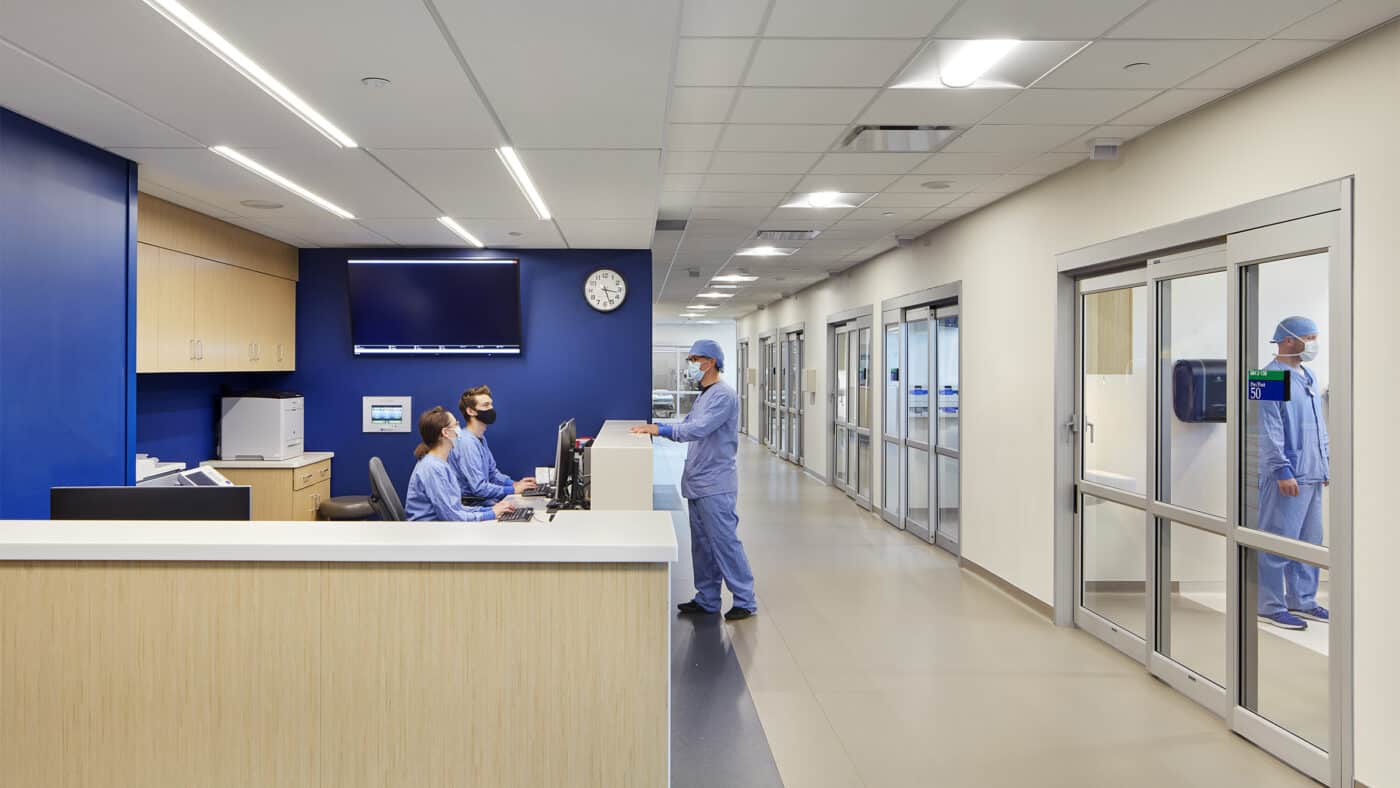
[0,0,1395,322]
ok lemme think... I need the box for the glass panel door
[786,331,804,465]
[738,341,749,435]
[904,311,931,540]
[933,306,960,553]
[831,318,872,507]
[881,321,902,526]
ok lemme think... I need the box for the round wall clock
[584,268,627,312]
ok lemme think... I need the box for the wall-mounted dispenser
[1172,359,1227,422]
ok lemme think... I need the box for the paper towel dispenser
[1172,359,1227,423]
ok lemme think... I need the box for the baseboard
[742,432,761,445]
[803,467,828,485]
[1355,781,1370,788]
[960,557,1054,621]
[1084,580,1185,594]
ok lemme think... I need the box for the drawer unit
[201,453,334,521]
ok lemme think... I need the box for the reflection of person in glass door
[1257,316,1330,630]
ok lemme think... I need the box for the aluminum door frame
[931,303,962,556]
[826,305,875,509]
[778,322,806,466]
[880,311,904,527]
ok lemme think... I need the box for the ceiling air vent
[754,229,821,242]
[841,125,963,153]
[655,219,687,232]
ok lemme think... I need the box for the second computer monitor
[553,417,577,505]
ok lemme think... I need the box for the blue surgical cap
[1271,316,1319,343]
[688,339,725,371]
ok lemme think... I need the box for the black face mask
[473,408,498,425]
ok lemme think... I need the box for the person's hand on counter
[630,424,660,436]
[514,478,537,494]
[492,499,517,519]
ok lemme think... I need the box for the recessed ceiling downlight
[240,199,283,209]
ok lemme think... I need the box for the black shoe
[677,600,718,615]
[724,607,755,621]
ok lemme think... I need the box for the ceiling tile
[374,149,535,218]
[694,192,790,206]
[1036,40,1254,89]
[1107,0,1333,38]
[434,0,676,147]
[557,219,655,248]
[765,0,959,37]
[675,38,756,86]
[914,152,1033,173]
[948,192,1006,208]
[794,173,900,192]
[1053,124,1153,152]
[0,40,201,149]
[976,173,1049,193]
[357,218,566,248]
[859,89,1016,125]
[943,124,1093,154]
[667,124,724,151]
[709,152,824,173]
[1180,40,1334,89]
[885,173,995,192]
[810,153,932,174]
[928,205,974,220]
[745,39,922,87]
[934,0,1148,38]
[242,147,439,219]
[524,149,660,219]
[1276,0,1400,39]
[846,206,934,222]
[729,88,878,124]
[680,0,768,36]
[761,207,854,226]
[1111,89,1230,125]
[665,151,715,172]
[701,172,805,192]
[984,89,1161,124]
[138,182,313,247]
[664,173,706,191]
[864,191,961,208]
[668,87,737,123]
[660,192,698,212]
[717,124,845,151]
[1013,152,1090,175]
[690,206,774,221]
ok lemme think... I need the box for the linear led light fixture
[711,284,740,289]
[142,0,356,147]
[735,246,797,257]
[711,274,758,283]
[437,217,485,248]
[686,304,719,310]
[679,312,703,318]
[496,146,551,220]
[696,292,734,299]
[781,192,875,209]
[211,146,354,219]
[941,40,1019,88]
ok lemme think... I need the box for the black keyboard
[498,507,534,522]
[521,485,553,498]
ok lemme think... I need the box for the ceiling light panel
[680,0,768,36]
[781,192,876,209]
[943,124,1093,155]
[812,152,934,174]
[667,124,725,151]
[712,274,759,282]
[667,87,738,123]
[436,216,485,248]
[935,0,1147,39]
[1112,89,1230,125]
[708,152,824,174]
[893,40,1086,90]
[209,146,354,218]
[745,39,922,87]
[496,147,552,220]
[674,38,755,86]
[141,0,357,147]
[696,292,736,298]
[1035,40,1254,89]
[794,174,899,193]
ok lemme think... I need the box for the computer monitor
[553,418,578,506]
[50,486,252,521]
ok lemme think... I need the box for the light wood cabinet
[206,457,333,521]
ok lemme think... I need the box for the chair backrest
[368,456,407,521]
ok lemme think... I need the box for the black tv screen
[347,259,522,355]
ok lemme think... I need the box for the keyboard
[521,485,554,498]
[498,507,534,522]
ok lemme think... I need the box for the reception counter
[0,510,676,788]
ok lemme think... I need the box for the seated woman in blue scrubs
[405,406,515,522]
[448,385,537,503]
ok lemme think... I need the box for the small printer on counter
[220,391,304,460]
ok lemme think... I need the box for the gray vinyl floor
[660,436,1319,787]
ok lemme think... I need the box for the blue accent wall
[0,107,135,518]
[287,248,651,497]
[136,372,272,468]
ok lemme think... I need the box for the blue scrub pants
[687,493,756,613]
[1256,480,1323,615]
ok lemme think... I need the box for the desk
[0,510,676,787]
[203,451,334,521]
[590,419,654,510]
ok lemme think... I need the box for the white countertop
[592,419,653,450]
[203,451,334,469]
[0,510,677,564]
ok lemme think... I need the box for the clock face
[584,268,627,312]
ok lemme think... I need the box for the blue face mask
[684,361,704,384]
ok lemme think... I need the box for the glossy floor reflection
[660,436,1316,788]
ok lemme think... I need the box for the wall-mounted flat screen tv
[347,259,521,355]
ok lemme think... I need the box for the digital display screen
[371,405,404,424]
[347,259,521,355]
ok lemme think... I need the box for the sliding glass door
[831,316,872,508]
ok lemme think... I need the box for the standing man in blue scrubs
[449,385,536,504]
[1256,316,1330,630]
[633,340,757,621]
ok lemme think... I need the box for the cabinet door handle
[278,343,284,362]
[248,343,255,361]
[254,342,260,361]
[189,339,196,360]
[196,339,204,360]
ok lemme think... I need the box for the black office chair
[368,456,407,522]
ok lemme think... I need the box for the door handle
[196,339,203,360]
[249,343,255,361]
[189,339,196,360]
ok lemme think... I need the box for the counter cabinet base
[0,560,668,788]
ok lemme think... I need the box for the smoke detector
[842,125,963,153]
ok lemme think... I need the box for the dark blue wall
[287,248,652,497]
[136,372,273,468]
[0,107,136,518]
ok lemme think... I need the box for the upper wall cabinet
[135,194,298,374]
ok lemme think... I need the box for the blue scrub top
[405,454,496,521]
[447,429,515,502]
[1257,359,1330,485]
[658,380,738,500]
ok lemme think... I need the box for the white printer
[220,393,304,461]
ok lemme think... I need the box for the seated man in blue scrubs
[406,406,515,522]
[449,385,536,503]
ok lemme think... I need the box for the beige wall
[738,21,1398,785]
